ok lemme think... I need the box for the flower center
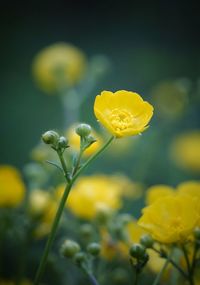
[169,217,183,230]
[109,109,134,131]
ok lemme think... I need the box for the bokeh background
[1,0,200,181]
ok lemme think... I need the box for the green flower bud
[73,252,86,266]
[118,214,132,225]
[129,243,146,259]
[58,136,68,148]
[194,227,200,240]
[60,239,80,258]
[87,242,101,256]
[42,130,59,145]
[75,123,92,137]
[85,135,96,146]
[80,224,93,239]
[140,234,154,248]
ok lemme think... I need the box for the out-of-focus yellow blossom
[32,42,87,93]
[94,90,154,138]
[56,175,123,219]
[109,174,143,199]
[28,189,57,238]
[66,124,102,156]
[151,80,189,118]
[138,194,199,243]
[178,181,200,200]
[170,130,200,173]
[146,184,175,205]
[0,165,25,207]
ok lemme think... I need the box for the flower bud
[129,244,146,259]
[87,242,101,256]
[194,227,200,240]
[80,224,93,239]
[140,234,154,248]
[85,135,96,146]
[73,252,86,266]
[42,130,59,145]
[60,239,80,258]
[75,123,92,137]
[58,136,68,148]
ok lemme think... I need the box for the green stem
[152,258,169,285]
[152,248,188,280]
[57,149,71,182]
[182,245,194,285]
[134,271,139,285]
[191,243,198,274]
[33,136,114,285]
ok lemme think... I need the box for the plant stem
[57,149,71,182]
[134,271,139,285]
[152,258,169,285]
[152,247,188,280]
[33,136,114,285]
[182,245,194,285]
[87,273,100,285]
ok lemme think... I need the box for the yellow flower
[32,42,87,93]
[0,165,25,207]
[57,175,122,219]
[66,124,102,156]
[138,194,199,243]
[170,130,200,173]
[28,189,57,238]
[146,185,175,205]
[94,90,154,138]
[178,181,200,200]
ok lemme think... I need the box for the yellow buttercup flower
[146,184,175,205]
[170,130,200,173]
[28,189,57,238]
[94,90,154,138]
[32,42,87,93]
[57,175,122,219]
[178,181,200,200]
[138,194,199,243]
[0,165,25,207]
[66,124,102,156]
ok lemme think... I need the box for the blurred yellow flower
[66,124,102,156]
[28,189,57,238]
[151,80,189,118]
[57,175,123,219]
[146,184,175,205]
[138,194,199,243]
[32,42,87,93]
[170,130,200,173]
[0,165,25,207]
[94,90,154,138]
[178,181,200,200]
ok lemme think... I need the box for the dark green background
[0,0,200,169]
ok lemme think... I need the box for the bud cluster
[42,130,68,151]
[75,123,96,152]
